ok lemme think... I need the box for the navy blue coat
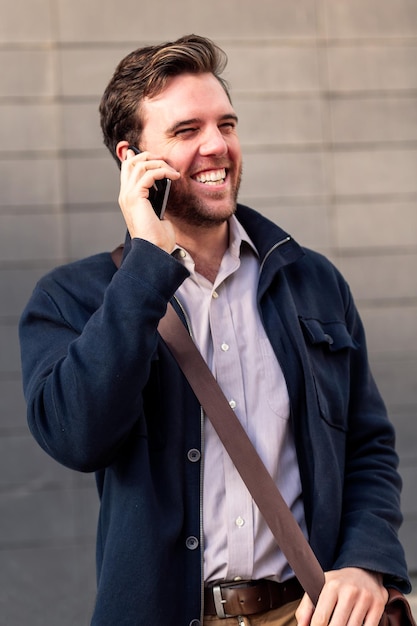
[19,205,410,625]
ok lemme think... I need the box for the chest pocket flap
[300,317,358,352]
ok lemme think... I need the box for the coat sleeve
[288,250,410,592]
[19,238,189,472]
[331,278,410,592]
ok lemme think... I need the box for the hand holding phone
[127,146,171,219]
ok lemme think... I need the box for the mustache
[190,160,232,176]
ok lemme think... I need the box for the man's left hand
[295,567,388,626]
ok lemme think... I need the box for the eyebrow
[167,113,239,135]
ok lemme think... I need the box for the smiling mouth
[193,168,226,185]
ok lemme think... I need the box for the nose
[199,126,228,157]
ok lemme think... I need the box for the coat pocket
[299,317,358,431]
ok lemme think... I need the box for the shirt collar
[228,214,258,259]
[173,214,258,266]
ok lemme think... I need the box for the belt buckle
[212,580,252,618]
[212,584,229,618]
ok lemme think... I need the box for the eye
[175,127,198,137]
[219,121,237,133]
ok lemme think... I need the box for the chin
[166,192,237,227]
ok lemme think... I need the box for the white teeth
[194,168,226,184]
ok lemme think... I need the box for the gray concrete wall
[0,1,416,623]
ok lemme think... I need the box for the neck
[174,220,229,283]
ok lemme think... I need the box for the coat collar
[120,203,305,273]
[235,203,304,271]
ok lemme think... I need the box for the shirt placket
[209,272,254,580]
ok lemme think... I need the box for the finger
[310,585,338,626]
[356,594,387,626]
[140,159,180,181]
[122,155,179,183]
[316,587,365,626]
[296,593,315,626]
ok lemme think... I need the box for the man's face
[139,72,242,227]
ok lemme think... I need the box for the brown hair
[99,34,230,166]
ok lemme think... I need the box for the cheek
[166,145,195,172]
[224,139,242,169]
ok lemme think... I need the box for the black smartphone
[128,146,171,219]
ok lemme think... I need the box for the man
[19,35,410,626]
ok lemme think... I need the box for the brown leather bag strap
[158,302,325,605]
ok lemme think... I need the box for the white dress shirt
[174,216,308,583]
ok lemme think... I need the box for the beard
[165,165,242,228]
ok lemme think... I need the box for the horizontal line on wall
[0,204,61,214]
[3,141,417,160]
[323,90,417,100]
[0,372,21,382]
[0,479,96,496]
[0,202,117,216]
[0,537,96,552]
[331,141,417,152]
[335,246,417,258]
[1,148,108,159]
[397,459,417,471]
[0,259,67,270]
[332,191,417,204]
[234,90,417,101]
[1,36,417,52]
[1,194,416,216]
[1,89,417,106]
[0,427,28,437]
[0,316,20,325]
[248,192,417,205]
[241,191,417,206]
[0,95,98,104]
[241,141,417,153]
[368,351,417,364]
[1,193,415,218]
[386,404,417,415]
[9,142,417,158]
[354,297,417,308]
[222,36,417,48]
[369,350,417,360]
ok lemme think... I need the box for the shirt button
[179,249,186,258]
[221,343,229,352]
[235,516,245,528]
[185,536,199,550]
[212,291,219,299]
[229,399,237,409]
[187,448,201,462]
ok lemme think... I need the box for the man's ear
[116,140,131,163]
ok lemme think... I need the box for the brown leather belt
[204,577,304,618]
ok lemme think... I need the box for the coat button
[187,448,201,462]
[189,620,201,626]
[324,333,334,345]
[185,536,199,550]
